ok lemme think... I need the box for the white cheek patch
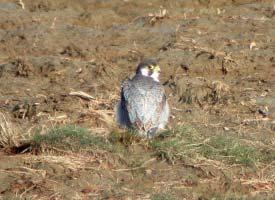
[150,72,160,82]
[141,68,149,76]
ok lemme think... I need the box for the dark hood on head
[136,59,158,74]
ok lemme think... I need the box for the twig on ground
[50,17,57,29]
[113,158,156,172]
[69,91,95,101]
[18,0,25,9]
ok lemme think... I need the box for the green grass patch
[150,126,274,166]
[31,125,274,166]
[32,125,111,153]
[199,136,257,165]
[150,126,203,164]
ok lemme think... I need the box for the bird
[116,59,169,138]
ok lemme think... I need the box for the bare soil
[0,0,274,199]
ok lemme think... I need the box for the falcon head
[136,59,161,82]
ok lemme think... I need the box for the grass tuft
[150,126,274,166]
[0,112,21,148]
[200,136,258,165]
[32,125,111,153]
[150,126,202,164]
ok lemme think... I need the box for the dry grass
[1,124,274,199]
[151,193,175,200]
[0,112,21,148]
[205,81,231,104]
[26,154,100,171]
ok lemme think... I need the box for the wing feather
[122,75,166,132]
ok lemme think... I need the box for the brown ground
[0,0,274,199]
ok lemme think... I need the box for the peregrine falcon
[116,59,169,138]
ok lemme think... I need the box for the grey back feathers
[116,60,169,138]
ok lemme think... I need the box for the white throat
[150,72,160,82]
[140,68,159,82]
[140,68,149,76]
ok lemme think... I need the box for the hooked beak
[153,65,161,73]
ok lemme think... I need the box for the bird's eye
[149,65,154,69]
